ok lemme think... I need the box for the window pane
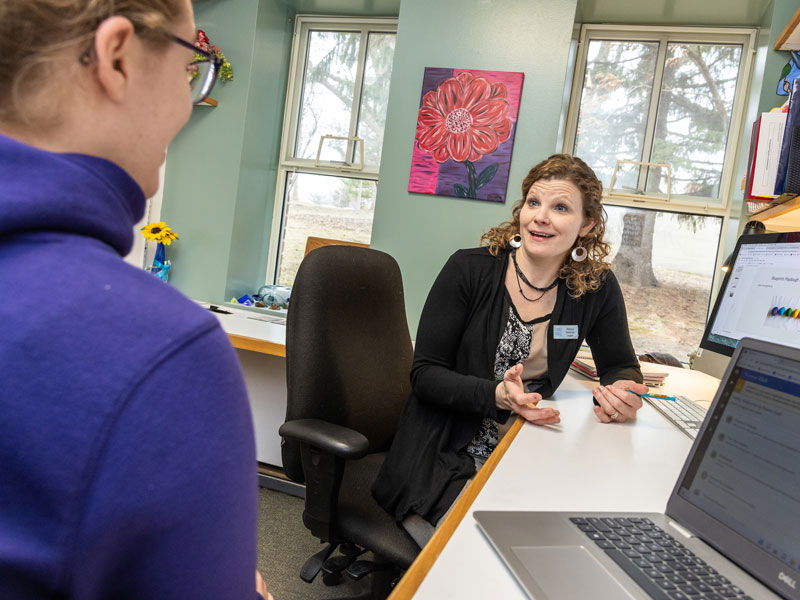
[294,30,360,160]
[276,173,376,286]
[356,32,396,168]
[574,40,659,189]
[604,205,722,361]
[646,43,742,199]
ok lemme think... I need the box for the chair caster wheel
[323,570,342,586]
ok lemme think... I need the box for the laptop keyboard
[570,517,753,600]
[645,395,707,439]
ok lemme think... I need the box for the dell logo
[779,571,797,589]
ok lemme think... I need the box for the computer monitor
[694,232,800,378]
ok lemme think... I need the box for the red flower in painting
[415,72,513,163]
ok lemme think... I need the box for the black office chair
[279,245,420,598]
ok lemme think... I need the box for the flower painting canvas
[409,67,524,203]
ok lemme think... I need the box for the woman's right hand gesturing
[495,364,560,426]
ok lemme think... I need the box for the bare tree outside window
[606,206,722,360]
[646,43,742,198]
[575,40,658,191]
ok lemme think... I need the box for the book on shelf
[774,78,800,195]
[748,110,787,199]
[570,350,668,386]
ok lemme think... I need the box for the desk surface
[395,366,721,599]
[197,302,287,357]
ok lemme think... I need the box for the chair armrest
[279,418,370,543]
[280,418,369,460]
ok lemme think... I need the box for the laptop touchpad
[511,546,633,599]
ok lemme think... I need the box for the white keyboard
[644,395,707,439]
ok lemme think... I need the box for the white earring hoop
[509,234,522,249]
[571,244,588,262]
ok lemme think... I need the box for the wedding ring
[609,411,619,421]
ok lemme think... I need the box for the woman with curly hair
[373,153,647,548]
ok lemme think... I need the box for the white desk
[399,367,721,599]
[197,302,288,467]
[200,302,287,357]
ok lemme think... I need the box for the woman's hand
[496,364,560,426]
[592,380,648,423]
[256,570,274,600]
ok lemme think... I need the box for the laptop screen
[677,346,800,579]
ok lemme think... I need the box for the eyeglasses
[78,32,221,105]
[172,35,222,105]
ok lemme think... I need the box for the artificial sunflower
[141,221,179,246]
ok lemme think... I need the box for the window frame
[265,16,398,284]
[562,25,757,217]
[563,25,759,342]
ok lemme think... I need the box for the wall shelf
[775,7,800,51]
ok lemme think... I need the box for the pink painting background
[409,68,524,200]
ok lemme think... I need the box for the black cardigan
[372,247,642,524]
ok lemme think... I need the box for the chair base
[322,566,401,600]
[300,542,337,583]
[301,543,403,599]
[321,543,364,585]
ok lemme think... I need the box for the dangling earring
[571,241,588,262]
[509,234,522,249]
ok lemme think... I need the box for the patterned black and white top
[465,299,551,461]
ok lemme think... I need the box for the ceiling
[576,0,775,27]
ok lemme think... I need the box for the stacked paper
[570,350,668,386]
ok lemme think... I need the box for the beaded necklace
[511,248,558,302]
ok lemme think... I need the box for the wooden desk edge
[388,417,525,599]
[227,333,286,357]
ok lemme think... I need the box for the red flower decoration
[415,72,512,163]
[195,29,210,53]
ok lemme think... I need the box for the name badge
[553,325,579,339]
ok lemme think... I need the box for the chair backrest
[303,236,369,257]
[282,245,413,482]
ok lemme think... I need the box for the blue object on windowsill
[237,294,255,306]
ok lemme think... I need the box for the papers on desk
[195,300,287,325]
[570,350,668,386]
[246,314,286,324]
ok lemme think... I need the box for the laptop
[475,338,800,600]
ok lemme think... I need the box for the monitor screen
[700,232,800,356]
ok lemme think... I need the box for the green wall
[162,0,293,302]
[370,0,580,335]
[225,0,293,300]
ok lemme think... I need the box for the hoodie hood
[0,133,146,256]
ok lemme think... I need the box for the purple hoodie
[0,134,261,599]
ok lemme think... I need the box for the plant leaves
[454,183,470,197]
[476,163,499,189]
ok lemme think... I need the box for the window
[268,17,397,286]
[604,206,723,361]
[564,26,756,360]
